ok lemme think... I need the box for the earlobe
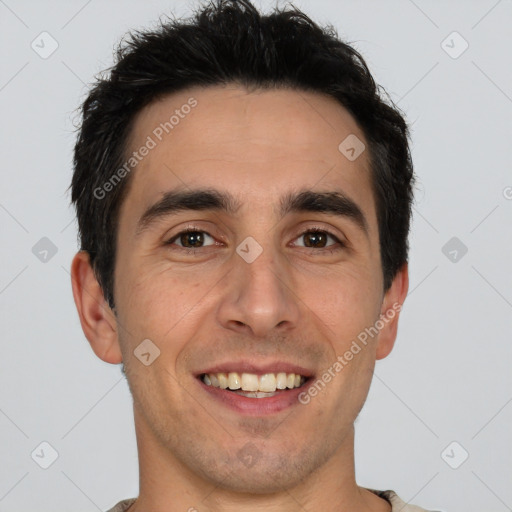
[375,263,409,360]
[70,251,123,364]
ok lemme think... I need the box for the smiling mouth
[199,371,309,398]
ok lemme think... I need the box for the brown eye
[295,229,340,249]
[180,231,204,248]
[303,231,329,248]
[167,230,215,249]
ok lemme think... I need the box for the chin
[192,443,329,495]
[206,466,302,495]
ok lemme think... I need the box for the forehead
[121,84,376,231]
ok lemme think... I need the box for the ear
[70,251,123,364]
[375,263,409,360]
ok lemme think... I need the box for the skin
[71,84,408,512]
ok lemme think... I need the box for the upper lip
[196,360,314,378]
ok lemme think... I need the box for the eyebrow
[135,187,368,237]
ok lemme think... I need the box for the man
[70,1,439,510]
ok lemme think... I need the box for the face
[108,85,403,492]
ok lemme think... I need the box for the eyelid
[164,221,220,239]
[293,222,346,240]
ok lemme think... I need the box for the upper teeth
[202,372,305,392]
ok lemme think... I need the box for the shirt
[105,488,439,511]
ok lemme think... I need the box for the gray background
[1,0,511,510]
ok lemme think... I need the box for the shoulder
[366,488,443,512]
[104,498,137,512]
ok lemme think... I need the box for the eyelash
[164,226,345,255]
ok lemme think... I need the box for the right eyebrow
[135,188,241,237]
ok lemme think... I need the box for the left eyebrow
[135,187,368,237]
[279,189,369,236]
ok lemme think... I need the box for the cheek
[301,266,381,342]
[115,264,208,404]
[115,260,218,344]
[311,270,380,410]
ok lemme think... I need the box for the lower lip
[197,377,312,415]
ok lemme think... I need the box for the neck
[128,409,390,512]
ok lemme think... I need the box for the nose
[216,244,300,338]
